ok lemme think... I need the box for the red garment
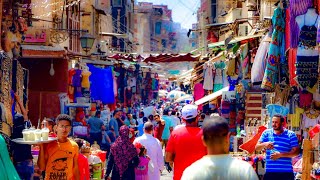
[285,8,291,51]
[68,69,76,85]
[239,126,267,154]
[130,128,135,143]
[193,83,204,110]
[299,91,313,108]
[165,126,207,180]
[154,122,165,141]
[78,154,90,180]
[288,48,298,86]
[309,124,320,139]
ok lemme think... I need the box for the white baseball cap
[181,104,198,120]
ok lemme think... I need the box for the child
[134,143,154,180]
[75,138,90,180]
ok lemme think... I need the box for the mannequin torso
[296,8,320,56]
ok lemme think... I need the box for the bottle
[41,119,49,141]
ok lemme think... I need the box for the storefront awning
[208,34,264,49]
[194,86,229,105]
[21,45,65,58]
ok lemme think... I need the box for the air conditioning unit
[238,24,248,36]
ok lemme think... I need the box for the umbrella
[166,90,186,100]
[159,90,168,98]
[175,94,194,103]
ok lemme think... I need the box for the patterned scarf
[111,125,138,178]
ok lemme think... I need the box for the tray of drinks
[12,137,57,144]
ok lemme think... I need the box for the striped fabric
[259,129,299,173]
[289,0,313,48]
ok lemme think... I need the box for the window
[155,22,162,35]
[113,0,122,7]
[211,0,217,23]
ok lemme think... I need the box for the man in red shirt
[153,113,165,141]
[165,104,207,180]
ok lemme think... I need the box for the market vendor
[38,114,80,180]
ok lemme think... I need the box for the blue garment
[109,118,119,137]
[88,117,104,133]
[162,116,173,140]
[259,129,299,173]
[15,160,34,180]
[88,65,114,104]
[137,118,144,137]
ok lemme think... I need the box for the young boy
[38,114,80,180]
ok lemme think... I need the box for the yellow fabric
[81,71,91,88]
[45,139,79,180]
[288,107,304,128]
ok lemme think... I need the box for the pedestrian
[101,130,112,158]
[137,111,148,136]
[129,128,135,143]
[255,115,299,180]
[38,114,80,180]
[198,113,206,127]
[161,109,174,149]
[105,126,140,180]
[134,143,151,180]
[181,116,259,180]
[87,111,105,146]
[165,104,207,180]
[170,111,181,128]
[74,138,90,180]
[133,122,164,180]
[109,109,121,137]
[153,114,165,142]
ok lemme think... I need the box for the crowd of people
[8,93,302,180]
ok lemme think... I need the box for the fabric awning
[21,45,65,58]
[208,34,264,49]
[194,86,229,105]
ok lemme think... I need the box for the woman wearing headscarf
[106,126,140,180]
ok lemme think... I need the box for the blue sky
[136,0,200,29]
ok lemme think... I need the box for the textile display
[88,65,115,104]
[295,56,319,89]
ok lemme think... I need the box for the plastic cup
[35,130,42,141]
[41,128,49,141]
[29,129,35,141]
[22,129,30,141]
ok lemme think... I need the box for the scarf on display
[110,125,138,178]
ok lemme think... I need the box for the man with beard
[255,115,299,180]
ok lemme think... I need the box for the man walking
[109,109,121,137]
[165,104,207,180]
[161,109,174,149]
[181,116,258,180]
[87,111,105,146]
[38,114,80,180]
[133,122,164,180]
[255,114,299,180]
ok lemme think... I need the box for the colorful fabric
[0,135,20,180]
[78,154,90,180]
[262,8,285,91]
[289,0,313,48]
[295,56,319,89]
[203,62,214,90]
[166,126,207,180]
[193,83,204,110]
[288,48,298,86]
[81,71,91,88]
[110,126,138,178]
[298,15,318,49]
[299,90,313,108]
[259,129,299,172]
[135,156,149,180]
[213,61,226,92]
[228,76,240,91]
[72,69,82,87]
[251,34,270,83]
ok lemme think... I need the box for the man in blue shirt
[161,109,174,149]
[87,111,105,146]
[255,114,299,180]
[109,109,121,137]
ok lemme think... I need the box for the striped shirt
[259,129,299,172]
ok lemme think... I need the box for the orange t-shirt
[166,126,207,180]
[45,139,79,180]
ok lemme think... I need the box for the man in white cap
[165,104,207,180]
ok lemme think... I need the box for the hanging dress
[203,62,214,90]
[295,15,319,89]
[261,8,285,91]
[213,61,226,92]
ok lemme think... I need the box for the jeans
[15,160,34,180]
[90,132,102,146]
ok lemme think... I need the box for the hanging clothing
[228,76,240,91]
[251,34,270,84]
[81,70,91,89]
[88,65,115,104]
[274,84,291,106]
[68,68,76,85]
[289,0,314,48]
[203,62,214,90]
[213,61,226,92]
[72,69,82,87]
[193,83,204,111]
[299,91,313,108]
[288,48,298,86]
[0,134,20,180]
[262,8,285,91]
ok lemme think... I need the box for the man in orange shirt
[165,104,207,180]
[38,114,80,180]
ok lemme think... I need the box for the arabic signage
[22,29,49,45]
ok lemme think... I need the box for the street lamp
[80,33,95,55]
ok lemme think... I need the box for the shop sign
[23,30,46,43]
